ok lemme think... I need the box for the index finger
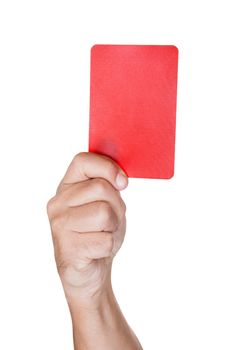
[56,152,128,193]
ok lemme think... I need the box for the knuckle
[98,202,114,229]
[50,214,65,234]
[98,202,118,231]
[58,184,74,202]
[73,151,87,161]
[72,152,87,167]
[102,233,114,256]
[46,196,56,218]
[93,178,109,195]
[104,161,118,177]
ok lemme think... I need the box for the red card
[88,44,178,179]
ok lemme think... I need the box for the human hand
[46,152,128,307]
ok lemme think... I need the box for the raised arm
[46,152,143,350]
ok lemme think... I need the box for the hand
[46,152,128,307]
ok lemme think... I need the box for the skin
[46,152,143,350]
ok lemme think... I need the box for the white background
[0,1,239,349]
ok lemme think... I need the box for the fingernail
[116,173,127,189]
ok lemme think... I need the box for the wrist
[65,280,115,314]
[67,284,142,350]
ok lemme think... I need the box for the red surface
[88,44,178,179]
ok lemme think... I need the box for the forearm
[66,284,143,350]
[47,152,142,349]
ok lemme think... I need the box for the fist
[46,152,128,304]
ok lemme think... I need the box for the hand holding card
[88,44,178,179]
